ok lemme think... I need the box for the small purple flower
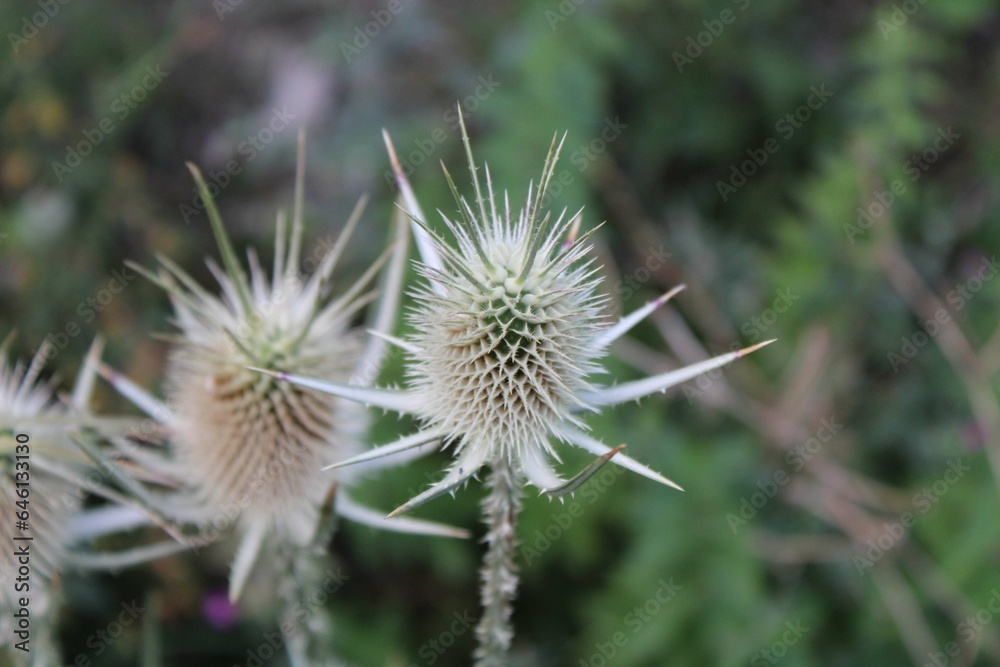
[202,590,238,631]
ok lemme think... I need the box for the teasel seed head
[0,339,81,641]
[255,109,775,516]
[157,160,377,546]
[405,161,606,486]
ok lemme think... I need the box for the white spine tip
[562,214,583,249]
[245,366,284,380]
[656,284,687,305]
[738,339,777,357]
[382,129,397,162]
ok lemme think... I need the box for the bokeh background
[3,0,1000,665]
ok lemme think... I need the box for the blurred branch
[902,549,1000,664]
[589,151,997,667]
[874,209,1000,493]
[749,531,855,563]
[872,566,938,663]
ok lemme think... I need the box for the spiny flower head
[0,339,93,645]
[0,333,204,661]
[105,143,465,601]
[0,346,70,592]
[406,133,607,487]
[154,163,373,546]
[257,112,773,517]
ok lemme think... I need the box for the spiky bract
[408,180,606,488]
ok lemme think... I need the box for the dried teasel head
[255,110,774,516]
[103,134,466,601]
[0,342,74,628]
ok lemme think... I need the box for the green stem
[474,458,523,666]
[277,488,342,666]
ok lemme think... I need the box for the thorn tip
[738,339,777,357]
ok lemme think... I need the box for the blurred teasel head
[0,336,147,660]
[146,168,387,544]
[102,132,466,601]
[0,341,76,629]
[160,183,366,547]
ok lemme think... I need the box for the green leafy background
[3,0,1000,665]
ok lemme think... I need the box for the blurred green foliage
[3,0,1000,665]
